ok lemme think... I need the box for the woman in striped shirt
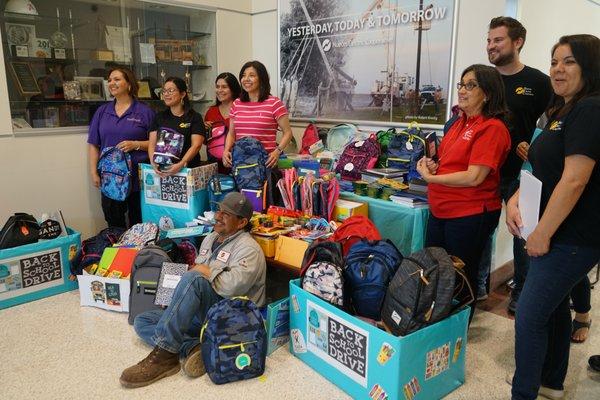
[222,60,293,168]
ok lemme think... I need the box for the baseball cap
[215,192,253,221]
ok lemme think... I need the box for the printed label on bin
[291,329,306,353]
[425,342,450,380]
[0,247,64,301]
[306,300,369,387]
[143,169,190,209]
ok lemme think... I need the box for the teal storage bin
[140,163,218,228]
[0,228,81,309]
[289,279,468,400]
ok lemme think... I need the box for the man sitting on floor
[120,192,266,388]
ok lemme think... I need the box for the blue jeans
[133,270,222,357]
[512,244,600,400]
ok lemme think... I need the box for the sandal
[571,319,592,343]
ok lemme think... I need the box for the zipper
[218,341,257,351]
[347,253,396,278]
[235,163,259,175]
[136,280,157,293]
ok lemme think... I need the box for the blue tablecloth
[340,192,429,256]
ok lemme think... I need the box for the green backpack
[375,128,396,168]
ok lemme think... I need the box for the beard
[488,50,515,67]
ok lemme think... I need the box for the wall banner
[279,0,457,127]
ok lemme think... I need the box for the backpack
[300,240,344,275]
[207,125,227,159]
[326,123,358,158]
[71,227,126,275]
[155,238,181,262]
[335,134,381,181]
[152,127,185,166]
[232,137,269,190]
[208,174,236,211]
[0,213,40,250]
[302,262,344,307]
[385,123,426,180]
[201,297,267,384]
[128,245,171,325]
[97,146,132,201]
[177,240,197,266]
[381,247,473,336]
[117,222,159,247]
[344,239,403,320]
[331,215,381,256]
[262,168,284,211]
[300,123,321,155]
[375,128,396,168]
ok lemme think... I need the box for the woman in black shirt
[506,34,600,400]
[148,77,206,176]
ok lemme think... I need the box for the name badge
[200,249,208,256]
[216,250,231,263]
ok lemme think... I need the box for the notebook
[154,262,189,306]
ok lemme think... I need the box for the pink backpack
[334,134,381,181]
[207,125,227,159]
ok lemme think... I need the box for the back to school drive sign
[306,300,369,386]
[143,170,190,209]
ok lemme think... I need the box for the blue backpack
[386,125,425,181]
[344,239,403,320]
[208,174,236,211]
[97,146,132,201]
[201,297,267,385]
[71,227,126,275]
[231,137,269,190]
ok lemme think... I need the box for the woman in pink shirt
[222,60,293,168]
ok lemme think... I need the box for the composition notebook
[154,262,189,307]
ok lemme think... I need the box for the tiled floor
[1,271,599,399]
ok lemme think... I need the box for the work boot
[182,344,206,378]
[120,346,180,388]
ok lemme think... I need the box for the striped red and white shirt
[230,96,288,152]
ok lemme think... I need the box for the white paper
[162,274,182,289]
[139,43,156,64]
[518,170,542,240]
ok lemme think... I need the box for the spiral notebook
[154,262,189,306]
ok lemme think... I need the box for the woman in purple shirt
[87,67,155,228]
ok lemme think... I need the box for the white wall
[518,0,600,74]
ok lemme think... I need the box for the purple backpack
[153,127,184,166]
[335,134,381,181]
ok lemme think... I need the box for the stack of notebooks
[361,168,407,183]
[389,191,429,208]
[408,178,428,194]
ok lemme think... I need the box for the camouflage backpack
[200,297,267,384]
[231,137,269,190]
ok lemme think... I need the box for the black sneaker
[589,355,600,372]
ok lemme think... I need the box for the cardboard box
[253,235,276,258]
[0,229,80,309]
[263,297,290,355]
[91,49,114,61]
[333,199,368,221]
[289,279,469,400]
[274,236,309,268]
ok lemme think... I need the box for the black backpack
[0,213,40,250]
[381,247,473,336]
[70,227,126,276]
[128,245,172,325]
[300,240,344,275]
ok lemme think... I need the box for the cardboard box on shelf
[332,199,368,221]
[253,235,276,258]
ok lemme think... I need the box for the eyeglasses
[456,82,479,91]
[162,88,179,95]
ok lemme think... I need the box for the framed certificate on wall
[9,62,40,96]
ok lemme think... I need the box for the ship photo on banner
[279,0,457,126]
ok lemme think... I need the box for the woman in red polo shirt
[416,64,511,319]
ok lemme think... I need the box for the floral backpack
[97,146,132,201]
